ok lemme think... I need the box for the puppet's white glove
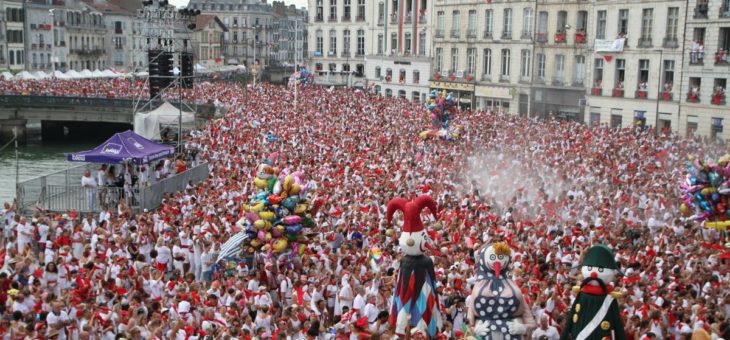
[507,321,527,335]
[474,320,491,337]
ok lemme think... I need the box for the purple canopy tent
[67,130,174,165]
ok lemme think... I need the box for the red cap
[386,195,438,233]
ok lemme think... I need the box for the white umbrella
[33,71,49,79]
[14,71,36,80]
[1,71,14,80]
[53,70,71,80]
[101,69,118,78]
[91,69,104,78]
[79,69,93,78]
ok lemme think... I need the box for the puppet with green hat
[560,245,626,340]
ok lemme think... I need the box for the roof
[91,2,134,16]
[195,15,228,32]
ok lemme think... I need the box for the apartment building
[272,1,307,67]
[679,0,730,140]
[94,1,143,72]
[585,0,686,133]
[4,0,25,70]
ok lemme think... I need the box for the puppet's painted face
[581,265,616,286]
[399,230,429,256]
[483,244,511,278]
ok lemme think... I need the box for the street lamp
[653,49,663,134]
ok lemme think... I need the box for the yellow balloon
[262,244,271,251]
[294,204,307,215]
[266,232,272,241]
[259,211,275,221]
[254,219,267,230]
[298,244,306,255]
[419,130,430,139]
[701,187,717,196]
[250,203,265,212]
[385,229,394,237]
[290,184,301,195]
[679,204,691,216]
[254,178,269,189]
[276,225,285,234]
[272,238,288,252]
[250,240,260,248]
[283,175,294,192]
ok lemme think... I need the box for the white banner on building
[594,38,626,53]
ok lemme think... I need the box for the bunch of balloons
[424,89,457,130]
[679,155,730,230]
[418,124,462,141]
[240,161,318,259]
[288,68,314,88]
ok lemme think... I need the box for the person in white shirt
[46,302,72,340]
[531,315,560,340]
[81,170,97,211]
[15,218,32,255]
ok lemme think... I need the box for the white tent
[53,70,71,80]
[66,70,83,79]
[79,69,93,78]
[134,102,195,140]
[91,69,104,78]
[194,64,206,71]
[134,71,149,78]
[33,71,49,79]
[101,69,118,78]
[1,72,14,80]
[14,71,36,80]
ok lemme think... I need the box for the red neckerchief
[580,284,613,295]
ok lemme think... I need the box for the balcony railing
[327,50,337,57]
[536,32,548,43]
[328,16,337,22]
[694,4,709,18]
[521,30,532,40]
[612,88,624,97]
[315,15,324,22]
[660,91,673,101]
[501,31,512,40]
[419,15,427,23]
[638,38,653,48]
[575,32,587,44]
[554,32,566,44]
[390,15,398,24]
[711,93,726,105]
[405,16,412,24]
[451,29,461,38]
[687,92,700,103]
[467,29,477,38]
[715,52,730,65]
[722,6,730,18]
[341,51,350,57]
[341,15,351,22]
[663,37,679,48]
[635,90,648,99]
[483,31,493,39]
[435,30,444,38]
[689,51,704,65]
[356,15,365,22]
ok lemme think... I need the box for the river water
[0,140,97,205]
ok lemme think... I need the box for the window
[577,11,588,32]
[316,30,323,54]
[537,11,548,38]
[638,60,649,87]
[437,11,445,35]
[501,49,510,76]
[435,48,443,72]
[593,58,604,87]
[663,60,675,88]
[483,48,492,76]
[378,2,384,23]
[640,9,653,43]
[451,11,461,36]
[341,30,350,55]
[399,69,406,82]
[377,34,384,54]
[404,32,412,53]
[390,33,397,54]
[329,0,337,20]
[418,32,426,55]
[523,8,533,36]
[520,50,531,78]
[451,48,459,72]
[385,89,392,97]
[596,10,606,39]
[329,30,337,54]
[412,91,420,101]
[468,10,477,36]
[618,9,629,35]
[666,8,679,41]
[574,56,585,85]
[467,48,476,74]
[536,53,546,80]
[711,118,723,141]
[343,0,351,19]
[356,29,364,55]
[503,8,512,35]
[386,68,392,78]
[557,11,567,32]
[398,90,406,98]
[413,70,420,84]
[555,55,565,83]
[374,66,381,78]
[357,0,365,20]
[484,9,493,36]
[615,59,626,87]
[719,28,730,52]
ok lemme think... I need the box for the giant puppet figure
[560,245,626,340]
[469,242,535,339]
[387,195,443,338]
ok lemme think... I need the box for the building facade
[679,0,730,140]
[25,0,55,72]
[272,1,306,67]
[306,0,369,87]
[191,15,227,65]
[63,0,107,70]
[187,0,274,68]
[367,0,434,101]
[93,1,142,72]
[584,0,686,133]
[4,0,25,70]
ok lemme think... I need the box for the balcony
[342,51,350,57]
[638,38,653,48]
[378,16,384,25]
[341,15,351,22]
[687,92,700,103]
[660,91,673,101]
[390,14,398,24]
[356,15,365,22]
[435,30,444,38]
[554,32,566,44]
[355,51,364,57]
[552,78,564,86]
[327,51,337,57]
[405,15,412,24]
[501,31,512,40]
[521,30,532,40]
[467,29,477,39]
[536,32,548,43]
[328,16,337,22]
[711,93,726,105]
[315,15,324,22]
[715,52,730,65]
[499,74,510,82]
[689,51,704,65]
[722,6,730,18]
[451,29,461,38]
[482,74,491,82]
[483,31,493,39]
[635,90,648,99]
[419,15,427,23]
[663,37,679,48]
[612,88,624,97]
[575,32,587,44]
[694,4,709,18]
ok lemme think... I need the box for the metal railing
[139,162,209,211]
[0,95,217,116]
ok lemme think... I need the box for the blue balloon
[285,224,303,235]
[282,197,297,210]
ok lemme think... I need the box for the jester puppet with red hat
[386,195,443,337]
[561,245,626,340]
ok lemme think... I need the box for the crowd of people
[0,79,728,340]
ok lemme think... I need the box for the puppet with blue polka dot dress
[468,242,536,340]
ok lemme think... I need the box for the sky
[169,0,308,9]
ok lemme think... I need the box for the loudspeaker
[181,52,194,88]
[158,51,174,88]
[148,49,163,99]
